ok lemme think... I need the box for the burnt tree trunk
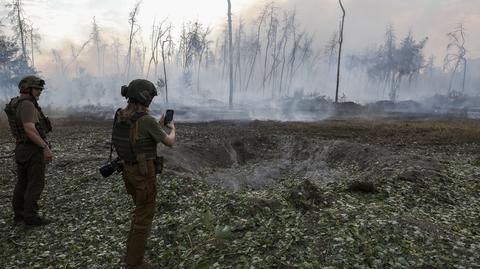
[227,0,234,109]
[161,40,169,104]
[335,0,345,103]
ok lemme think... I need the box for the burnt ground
[0,118,480,268]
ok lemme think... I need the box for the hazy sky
[1,0,256,43]
[271,0,480,63]
[1,0,479,66]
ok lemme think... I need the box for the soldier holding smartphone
[111,79,175,269]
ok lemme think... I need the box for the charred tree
[278,11,294,96]
[146,18,167,80]
[196,26,211,94]
[444,23,468,93]
[335,0,345,103]
[9,0,27,63]
[244,7,268,93]
[227,0,234,108]
[112,38,122,74]
[91,17,102,76]
[125,1,141,82]
[234,18,244,94]
[262,4,276,94]
[28,25,40,69]
[161,39,169,103]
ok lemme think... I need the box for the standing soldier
[112,79,175,269]
[4,75,54,227]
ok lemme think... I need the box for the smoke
[1,0,480,121]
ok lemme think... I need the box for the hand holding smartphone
[164,109,174,126]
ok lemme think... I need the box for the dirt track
[0,118,479,268]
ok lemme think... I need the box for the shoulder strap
[109,108,123,162]
[128,112,147,153]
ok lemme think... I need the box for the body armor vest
[4,96,51,144]
[112,110,157,162]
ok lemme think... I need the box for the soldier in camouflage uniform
[4,75,53,227]
[112,79,176,269]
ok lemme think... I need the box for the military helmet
[18,75,45,93]
[121,79,157,107]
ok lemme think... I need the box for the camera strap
[109,108,122,162]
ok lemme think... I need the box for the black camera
[99,157,123,178]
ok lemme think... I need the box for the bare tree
[161,38,170,103]
[335,0,345,103]
[267,14,280,97]
[262,3,277,94]
[91,17,102,76]
[134,41,147,77]
[219,27,228,80]
[7,0,28,63]
[444,23,467,93]
[125,1,141,82]
[278,11,294,95]
[195,26,212,94]
[28,24,41,68]
[64,38,92,75]
[146,18,168,80]
[112,37,122,74]
[227,0,234,108]
[165,27,175,64]
[286,31,304,93]
[52,49,67,76]
[244,6,268,93]
[234,18,244,94]
[6,0,38,76]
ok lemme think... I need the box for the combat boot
[24,216,51,228]
[13,215,24,225]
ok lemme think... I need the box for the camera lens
[99,164,115,178]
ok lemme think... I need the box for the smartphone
[164,109,174,126]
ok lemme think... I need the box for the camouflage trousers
[12,144,46,220]
[123,160,157,267]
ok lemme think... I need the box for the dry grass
[266,118,480,145]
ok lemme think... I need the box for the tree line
[0,0,473,104]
